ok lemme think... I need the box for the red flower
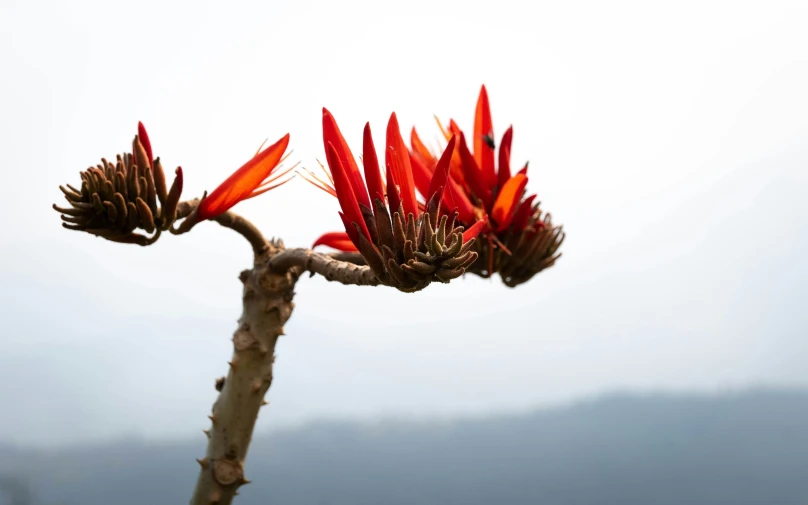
[305,108,483,291]
[409,86,564,284]
[196,134,294,221]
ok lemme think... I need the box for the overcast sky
[1,0,807,447]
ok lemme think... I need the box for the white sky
[1,0,807,447]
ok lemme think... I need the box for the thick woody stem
[270,248,380,287]
[190,244,295,505]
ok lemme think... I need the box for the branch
[271,248,380,287]
[176,200,267,254]
[190,255,296,505]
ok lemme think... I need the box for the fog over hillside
[2,389,807,505]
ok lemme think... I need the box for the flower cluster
[307,110,484,292]
[409,86,564,286]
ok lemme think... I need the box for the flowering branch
[53,85,565,505]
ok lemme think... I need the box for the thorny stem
[190,243,296,505]
[184,208,379,503]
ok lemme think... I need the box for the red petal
[491,173,528,232]
[462,219,486,242]
[474,85,496,189]
[322,108,371,209]
[518,162,528,176]
[498,126,513,189]
[448,119,462,137]
[426,135,456,205]
[457,132,492,209]
[386,162,401,215]
[197,134,290,221]
[409,152,433,199]
[338,211,361,249]
[410,127,437,168]
[385,113,418,217]
[511,194,537,231]
[362,123,385,204]
[137,121,153,167]
[313,231,359,251]
[326,141,371,242]
[444,180,476,224]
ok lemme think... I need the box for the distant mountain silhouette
[2,389,807,505]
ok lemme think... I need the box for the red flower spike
[362,123,385,204]
[313,231,358,252]
[426,135,456,206]
[491,173,528,232]
[498,126,513,189]
[511,194,537,232]
[457,132,493,209]
[322,108,371,210]
[474,85,497,189]
[385,113,418,218]
[325,141,371,243]
[197,134,290,221]
[462,219,487,242]
[137,121,153,167]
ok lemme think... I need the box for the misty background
[1,0,808,503]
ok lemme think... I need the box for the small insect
[482,134,496,150]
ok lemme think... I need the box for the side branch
[176,200,267,254]
[270,248,380,287]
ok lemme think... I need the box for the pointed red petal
[386,161,401,215]
[444,179,476,224]
[338,211,361,249]
[491,173,528,232]
[474,85,496,189]
[385,113,418,217]
[498,126,513,189]
[326,141,371,242]
[457,132,492,209]
[518,162,528,176]
[462,219,487,242]
[362,123,385,204]
[448,119,462,137]
[409,152,433,199]
[411,127,437,168]
[197,134,290,221]
[137,121,153,166]
[322,108,371,209]
[313,231,359,252]
[426,135,456,205]
[511,194,537,231]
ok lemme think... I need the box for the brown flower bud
[53,123,183,245]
